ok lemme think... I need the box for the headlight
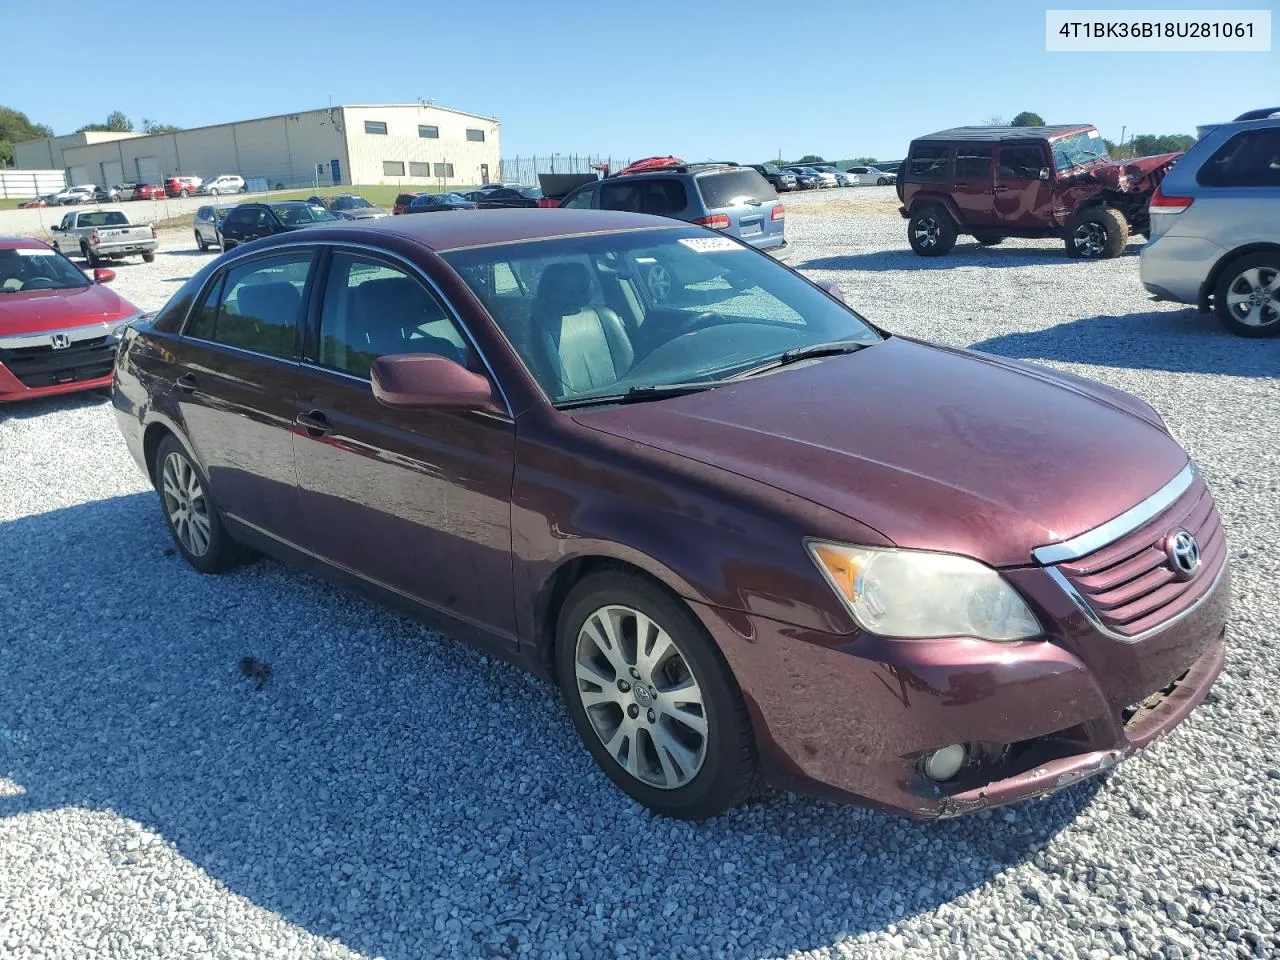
[806,541,1042,641]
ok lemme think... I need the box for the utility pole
[1120,125,1127,158]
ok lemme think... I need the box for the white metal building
[14,104,501,191]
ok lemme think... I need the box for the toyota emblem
[1165,530,1201,580]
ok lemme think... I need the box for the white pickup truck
[50,209,158,266]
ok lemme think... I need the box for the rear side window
[908,144,949,179]
[185,253,314,357]
[954,147,992,179]
[1196,128,1280,188]
[601,178,686,215]
[696,170,775,208]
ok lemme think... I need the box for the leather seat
[531,262,633,396]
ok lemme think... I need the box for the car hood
[1079,152,1182,191]
[0,282,138,335]
[335,208,387,219]
[570,337,1187,567]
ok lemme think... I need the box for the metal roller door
[135,156,161,184]
[68,166,90,186]
[100,160,123,187]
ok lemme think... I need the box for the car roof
[261,208,683,252]
[915,124,1095,142]
[0,236,51,250]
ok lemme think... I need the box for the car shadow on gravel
[0,391,110,423]
[971,308,1280,377]
[798,241,1143,272]
[0,493,1102,960]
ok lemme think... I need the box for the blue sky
[1,0,1273,163]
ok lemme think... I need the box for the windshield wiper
[728,339,873,380]
[555,381,719,410]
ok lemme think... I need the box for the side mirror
[817,279,847,304]
[370,353,499,413]
[1038,167,1051,181]
[93,267,115,284]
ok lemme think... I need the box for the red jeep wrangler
[897,125,1181,259]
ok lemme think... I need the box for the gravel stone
[1,190,1277,959]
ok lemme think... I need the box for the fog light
[923,744,967,782]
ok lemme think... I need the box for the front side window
[908,145,949,179]
[465,128,485,142]
[443,228,882,404]
[185,253,314,357]
[364,120,388,135]
[998,146,1047,180]
[1196,128,1280,188]
[316,253,467,379]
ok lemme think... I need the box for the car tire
[195,231,207,252]
[877,177,889,186]
[973,232,1005,246]
[1213,252,1280,338]
[153,435,251,574]
[180,189,190,198]
[80,243,99,267]
[142,252,155,263]
[555,571,757,821]
[907,205,957,257]
[1065,206,1127,259]
[209,188,219,197]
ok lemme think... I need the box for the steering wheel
[21,277,56,290]
[675,311,728,337]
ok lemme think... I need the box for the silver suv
[1141,107,1280,337]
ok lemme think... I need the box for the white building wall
[340,105,500,189]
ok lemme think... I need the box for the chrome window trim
[174,238,515,420]
[1044,554,1227,644]
[0,314,142,350]
[1031,462,1198,565]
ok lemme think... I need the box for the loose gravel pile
[2,191,1278,959]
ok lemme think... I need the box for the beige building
[15,104,500,191]
[13,130,145,173]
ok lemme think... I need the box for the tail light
[692,214,731,230]
[1150,185,1193,212]
[90,230,100,246]
[771,205,785,221]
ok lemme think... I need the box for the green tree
[142,118,183,135]
[1011,111,1045,127]
[848,156,879,165]
[76,110,134,134]
[982,115,1004,126]
[0,106,54,167]
[796,154,825,164]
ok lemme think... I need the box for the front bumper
[0,318,134,403]
[690,559,1229,819]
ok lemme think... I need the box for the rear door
[292,248,518,643]
[174,249,316,544]
[694,169,784,250]
[951,146,997,226]
[993,144,1054,227]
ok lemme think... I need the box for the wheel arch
[141,415,203,488]
[906,192,962,225]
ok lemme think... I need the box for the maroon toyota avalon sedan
[111,210,1229,821]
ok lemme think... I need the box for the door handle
[176,373,197,394]
[296,409,332,437]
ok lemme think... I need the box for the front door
[951,146,997,226]
[292,248,518,643]
[993,144,1055,227]
[174,249,316,545]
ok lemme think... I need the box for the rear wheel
[555,572,757,821]
[142,252,155,263]
[209,188,219,197]
[1214,253,1280,338]
[877,177,889,186]
[1065,206,1128,259]
[154,436,249,573]
[81,243,99,267]
[195,231,207,252]
[907,205,957,257]
[180,188,190,198]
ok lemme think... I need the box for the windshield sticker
[15,249,54,257]
[678,237,745,253]
[1087,129,1101,138]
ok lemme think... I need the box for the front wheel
[142,252,155,263]
[154,436,250,573]
[1065,206,1128,259]
[555,572,757,821]
[1214,253,1280,338]
[877,177,889,186]
[195,231,207,252]
[907,205,957,257]
[180,188,190,198]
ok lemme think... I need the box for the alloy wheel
[1073,221,1107,257]
[912,217,939,248]
[161,451,212,557]
[1224,266,1279,328]
[573,604,708,789]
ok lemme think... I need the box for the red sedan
[133,183,167,201]
[0,238,144,403]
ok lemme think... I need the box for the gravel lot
[2,188,1278,960]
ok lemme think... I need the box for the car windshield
[271,203,338,224]
[443,227,882,405]
[1051,131,1110,171]
[332,196,373,210]
[0,248,91,293]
